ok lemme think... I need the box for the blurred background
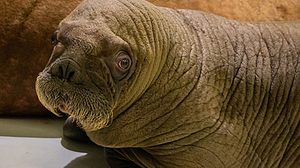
[0,0,300,116]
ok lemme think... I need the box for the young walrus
[36,0,300,167]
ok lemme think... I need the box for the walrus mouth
[53,105,69,117]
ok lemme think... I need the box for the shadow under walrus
[62,117,140,168]
[61,136,110,168]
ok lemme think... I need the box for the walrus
[35,0,300,167]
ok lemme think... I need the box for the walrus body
[36,0,300,167]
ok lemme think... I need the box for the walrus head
[36,0,171,131]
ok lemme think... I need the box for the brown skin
[36,0,300,167]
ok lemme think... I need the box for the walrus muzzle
[36,56,114,131]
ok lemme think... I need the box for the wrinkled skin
[36,0,300,167]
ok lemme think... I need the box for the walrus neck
[141,8,203,116]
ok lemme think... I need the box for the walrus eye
[116,53,131,71]
[105,51,133,81]
[51,31,59,46]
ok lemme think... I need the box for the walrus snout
[49,59,81,83]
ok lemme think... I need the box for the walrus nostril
[68,71,75,81]
[50,60,78,82]
[58,66,64,79]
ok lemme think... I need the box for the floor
[0,118,109,168]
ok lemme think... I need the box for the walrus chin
[36,73,114,131]
[54,102,114,132]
